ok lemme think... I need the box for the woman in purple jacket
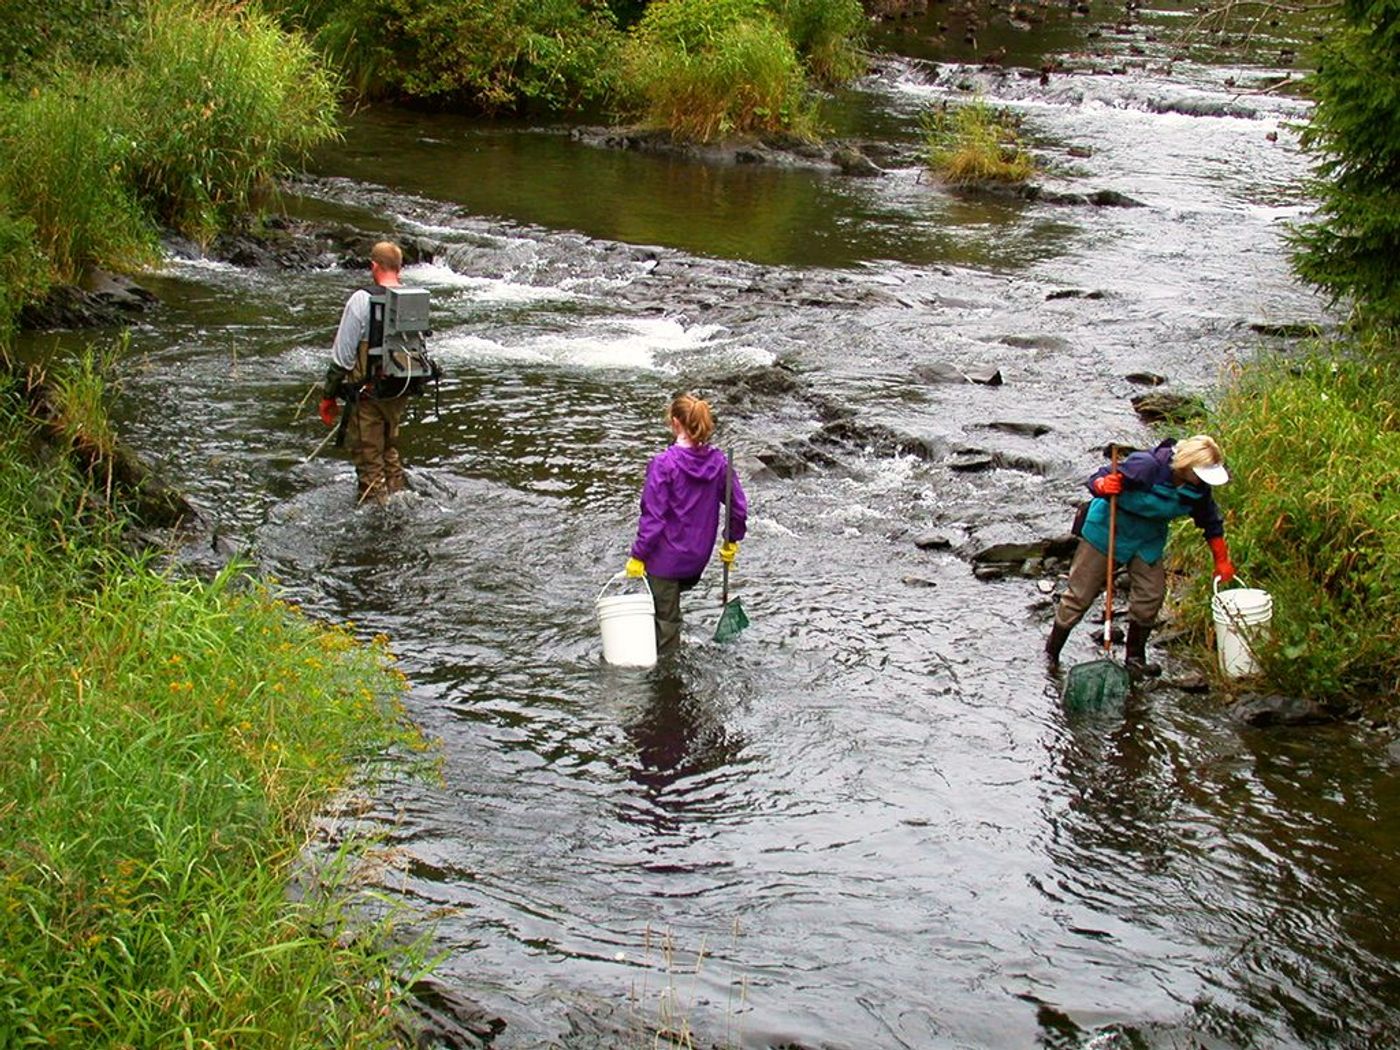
[626,394,748,654]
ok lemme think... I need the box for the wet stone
[1230,693,1332,727]
[1125,372,1167,386]
[980,420,1052,437]
[948,451,997,472]
[914,529,959,550]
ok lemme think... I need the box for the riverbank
[1170,340,1400,715]
[0,355,460,1047]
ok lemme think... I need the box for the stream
[19,3,1400,1046]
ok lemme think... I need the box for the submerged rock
[1230,693,1333,727]
[914,361,1004,385]
[395,976,505,1050]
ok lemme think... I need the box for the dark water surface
[23,7,1400,1047]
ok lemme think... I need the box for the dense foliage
[1172,348,1400,708]
[0,361,433,1047]
[271,0,625,111]
[1290,0,1400,326]
[0,0,146,85]
[267,0,864,134]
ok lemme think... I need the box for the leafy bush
[0,0,145,87]
[1290,0,1400,328]
[622,0,815,141]
[276,0,624,111]
[922,98,1035,185]
[1172,346,1400,708]
[122,0,341,239]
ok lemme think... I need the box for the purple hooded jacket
[631,443,747,580]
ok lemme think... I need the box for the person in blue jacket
[626,393,748,654]
[1046,434,1236,676]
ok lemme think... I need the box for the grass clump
[0,362,437,1047]
[1171,345,1400,709]
[621,0,817,142]
[922,98,1035,185]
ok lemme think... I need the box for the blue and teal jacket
[1080,439,1224,566]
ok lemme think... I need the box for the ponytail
[669,393,715,445]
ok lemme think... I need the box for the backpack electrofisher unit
[366,286,440,398]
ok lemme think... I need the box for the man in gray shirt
[319,241,411,505]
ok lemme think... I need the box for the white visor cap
[1194,461,1229,486]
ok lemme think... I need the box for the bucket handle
[1212,572,1250,596]
[598,570,653,603]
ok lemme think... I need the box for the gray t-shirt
[330,288,372,372]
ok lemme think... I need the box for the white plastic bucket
[596,572,657,668]
[1212,576,1273,678]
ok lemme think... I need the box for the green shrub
[922,98,1035,185]
[622,0,815,141]
[276,0,624,111]
[1172,346,1400,708]
[767,0,866,84]
[122,0,341,239]
[0,0,145,87]
[0,70,156,283]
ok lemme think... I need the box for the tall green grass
[0,70,156,283]
[1172,346,1400,708]
[0,200,50,336]
[922,98,1035,185]
[0,0,340,293]
[622,0,816,142]
[123,0,341,239]
[0,366,437,1046]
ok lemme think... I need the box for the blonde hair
[669,393,715,445]
[370,241,403,273]
[1172,434,1224,473]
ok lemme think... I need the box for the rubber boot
[1125,621,1161,680]
[1045,622,1072,668]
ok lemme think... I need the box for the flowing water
[22,6,1400,1047]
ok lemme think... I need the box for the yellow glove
[719,541,739,565]
[625,557,646,578]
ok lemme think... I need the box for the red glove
[318,398,339,427]
[1090,472,1123,496]
[1208,536,1235,582]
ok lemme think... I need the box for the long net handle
[721,449,733,607]
[1103,446,1118,655]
